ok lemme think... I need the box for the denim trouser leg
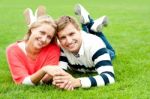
[81,17,116,60]
[95,32,116,60]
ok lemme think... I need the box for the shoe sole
[74,4,81,15]
[74,4,90,24]
[97,16,108,32]
[24,8,33,26]
[91,16,108,32]
[35,6,46,18]
[74,4,85,23]
[102,16,108,27]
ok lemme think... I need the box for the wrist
[78,77,91,88]
[42,66,47,73]
[74,78,81,88]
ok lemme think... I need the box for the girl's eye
[40,31,45,35]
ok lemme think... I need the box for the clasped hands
[52,71,82,91]
[43,66,81,90]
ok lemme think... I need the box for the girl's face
[28,23,55,50]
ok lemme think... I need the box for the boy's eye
[69,32,75,36]
[60,36,66,40]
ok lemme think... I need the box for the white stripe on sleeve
[58,61,68,70]
[104,73,115,84]
[94,53,111,65]
[22,76,35,85]
[93,75,105,86]
[79,77,91,88]
[96,66,114,74]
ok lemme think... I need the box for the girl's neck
[25,42,40,60]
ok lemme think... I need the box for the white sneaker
[74,4,90,24]
[35,5,46,18]
[24,8,36,27]
[91,16,108,32]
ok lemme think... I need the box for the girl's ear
[23,8,35,27]
[35,5,46,18]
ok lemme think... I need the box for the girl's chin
[34,45,42,50]
[35,43,47,50]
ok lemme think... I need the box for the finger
[68,85,74,91]
[59,80,68,89]
[52,80,64,88]
[52,79,62,85]
[53,79,64,84]
[54,83,61,88]
[53,75,68,81]
[64,81,70,90]
[52,80,56,85]
[64,81,73,90]
[53,71,67,76]
[53,76,62,81]
[71,87,74,91]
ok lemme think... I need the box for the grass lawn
[0,0,150,98]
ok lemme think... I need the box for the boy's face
[57,23,82,54]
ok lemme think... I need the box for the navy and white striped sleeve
[79,38,115,88]
[58,49,69,70]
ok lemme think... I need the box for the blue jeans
[81,17,116,60]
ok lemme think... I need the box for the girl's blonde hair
[24,15,57,43]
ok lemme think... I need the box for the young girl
[6,6,66,85]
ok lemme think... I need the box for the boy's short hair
[56,16,80,33]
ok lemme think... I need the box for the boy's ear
[23,8,35,26]
[35,5,46,18]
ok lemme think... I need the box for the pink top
[6,42,60,84]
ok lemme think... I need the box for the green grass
[0,0,150,98]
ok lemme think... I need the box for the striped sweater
[59,31,115,88]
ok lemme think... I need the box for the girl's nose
[66,36,72,43]
[41,35,47,42]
